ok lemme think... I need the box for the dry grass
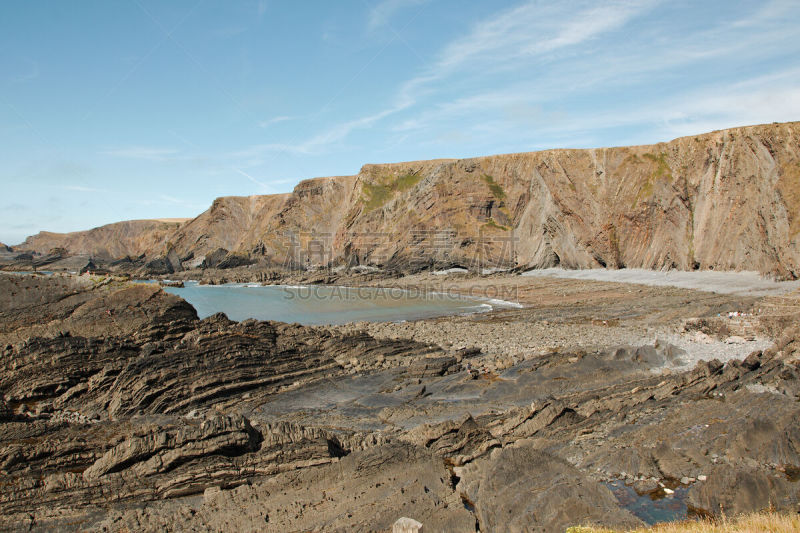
[567,512,800,532]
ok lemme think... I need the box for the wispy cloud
[9,59,39,84]
[257,0,269,18]
[648,69,800,140]
[428,0,656,75]
[233,167,272,191]
[250,1,656,156]
[2,203,27,212]
[367,0,428,31]
[100,146,179,161]
[156,194,206,210]
[385,0,800,148]
[258,115,294,128]
[443,67,800,150]
[389,0,659,115]
[212,26,247,38]
[235,102,409,160]
[60,184,108,193]
[233,0,798,163]
[301,104,409,151]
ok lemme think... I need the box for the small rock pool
[606,480,692,525]
[160,281,520,325]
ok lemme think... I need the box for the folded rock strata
[8,122,800,278]
[2,273,800,531]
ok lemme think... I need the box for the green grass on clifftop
[362,172,423,211]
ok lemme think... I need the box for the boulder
[742,350,762,371]
[611,346,635,361]
[393,517,423,533]
[469,444,643,531]
[634,345,665,366]
[402,414,500,466]
[143,256,174,275]
[687,465,800,516]
[217,253,254,269]
[79,259,99,275]
[407,356,457,378]
[110,255,142,272]
[0,399,12,422]
[201,248,229,269]
[166,248,183,273]
[663,343,689,366]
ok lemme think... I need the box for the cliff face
[167,177,359,267]
[17,122,800,276]
[167,195,291,259]
[170,121,799,276]
[15,219,188,259]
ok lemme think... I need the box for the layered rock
[0,274,196,345]
[93,442,476,533]
[165,122,800,276]
[466,446,643,532]
[0,273,457,527]
[14,219,188,259]
[13,122,800,277]
[2,268,800,530]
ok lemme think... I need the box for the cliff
[16,121,800,276]
[170,121,800,277]
[14,219,189,259]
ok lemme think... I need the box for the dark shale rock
[469,444,643,532]
[687,465,800,516]
[3,272,800,531]
[407,355,458,378]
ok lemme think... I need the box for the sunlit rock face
[12,122,800,279]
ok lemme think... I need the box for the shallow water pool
[163,281,514,325]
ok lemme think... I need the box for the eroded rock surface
[2,272,800,531]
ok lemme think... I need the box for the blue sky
[1,0,799,245]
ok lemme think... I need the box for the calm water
[606,480,690,525]
[162,281,505,325]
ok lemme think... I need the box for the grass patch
[643,152,673,182]
[362,183,393,211]
[566,511,800,533]
[482,174,506,199]
[636,181,655,206]
[632,152,673,207]
[394,172,423,191]
[361,172,423,211]
[483,218,509,231]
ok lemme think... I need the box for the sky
[1,0,799,245]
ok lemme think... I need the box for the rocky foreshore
[1,271,799,531]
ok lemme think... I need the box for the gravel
[521,268,800,297]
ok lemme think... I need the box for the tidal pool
[162,281,514,325]
[606,480,692,525]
